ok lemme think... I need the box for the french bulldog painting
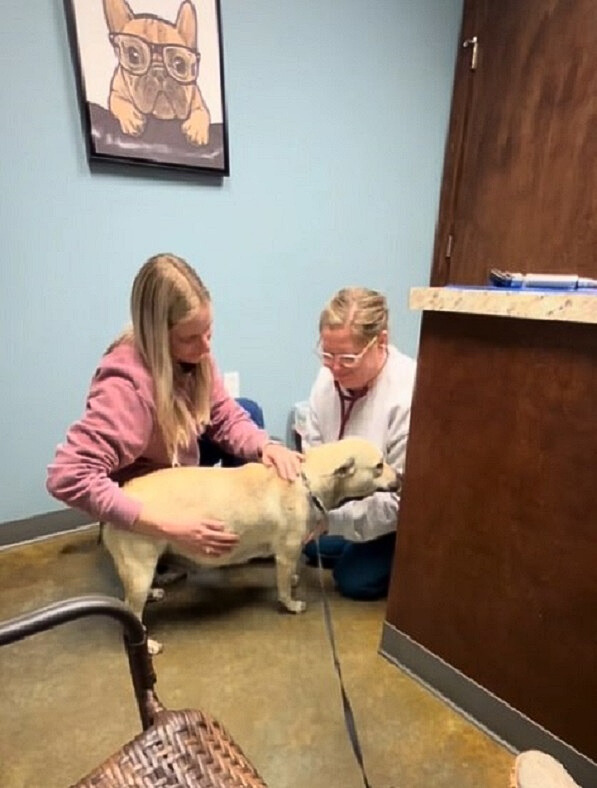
[103,0,211,146]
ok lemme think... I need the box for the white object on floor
[511,751,582,788]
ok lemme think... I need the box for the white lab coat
[303,345,416,541]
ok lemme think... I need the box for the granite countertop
[410,287,597,325]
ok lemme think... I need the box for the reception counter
[381,288,596,786]
[408,285,597,324]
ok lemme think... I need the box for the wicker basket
[0,595,267,787]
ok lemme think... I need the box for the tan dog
[103,437,400,654]
[103,0,211,145]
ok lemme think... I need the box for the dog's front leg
[108,72,146,136]
[275,552,306,614]
[182,87,210,146]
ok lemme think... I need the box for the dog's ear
[334,456,356,478]
[176,1,198,50]
[103,0,134,34]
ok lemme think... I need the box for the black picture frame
[64,0,229,177]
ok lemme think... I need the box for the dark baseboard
[379,622,596,788]
[0,509,95,549]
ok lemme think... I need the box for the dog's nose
[390,472,402,494]
[151,66,168,85]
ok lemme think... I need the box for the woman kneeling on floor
[302,286,416,600]
[47,253,301,553]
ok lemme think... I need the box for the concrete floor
[0,527,514,788]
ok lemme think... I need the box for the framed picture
[64,0,229,176]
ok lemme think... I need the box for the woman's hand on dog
[185,518,240,556]
[262,442,303,481]
[135,507,239,555]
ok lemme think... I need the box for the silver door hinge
[462,36,478,71]
[445,233,454,259]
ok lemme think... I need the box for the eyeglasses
[110,33,200,85]
[316,336,377,369]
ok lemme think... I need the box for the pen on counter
[489,269,597,290]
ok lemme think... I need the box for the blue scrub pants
[303,532,396,600]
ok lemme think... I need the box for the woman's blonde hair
[111,254,212,461]
[319,287,389,342]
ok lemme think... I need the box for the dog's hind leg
[103,528,165,654]
[120,552,165,656]
[275,550,306,613]
[120,556,157,621]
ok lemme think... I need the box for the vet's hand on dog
[303,518,328,545]
[261,442,303,481]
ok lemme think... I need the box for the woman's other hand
[262,442,303,481]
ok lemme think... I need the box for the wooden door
[432,0,597,286]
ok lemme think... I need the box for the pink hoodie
[46,340,268,528]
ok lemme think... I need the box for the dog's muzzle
[386,472,402,494]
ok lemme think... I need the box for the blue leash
[302,470,373,787]
[315,537,373,788]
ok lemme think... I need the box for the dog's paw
[280,599,307,614]
[147,637,163,656]
[148,587,165,603]
[182,111,210,146]
[113,105,146,136]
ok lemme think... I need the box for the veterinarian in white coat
[303,287,416,599]
[47,254,301,557]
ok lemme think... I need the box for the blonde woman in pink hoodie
[47,253,302,558]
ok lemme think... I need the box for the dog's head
[305,437,401,510]
[103,0,199,120]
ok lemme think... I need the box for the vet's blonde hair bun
[319,287,388,342]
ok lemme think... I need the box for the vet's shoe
[152,567,187,587]
[510,751,581,788]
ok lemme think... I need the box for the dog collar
[300,470,327,516]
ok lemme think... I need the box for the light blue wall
[0,0,462,522]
